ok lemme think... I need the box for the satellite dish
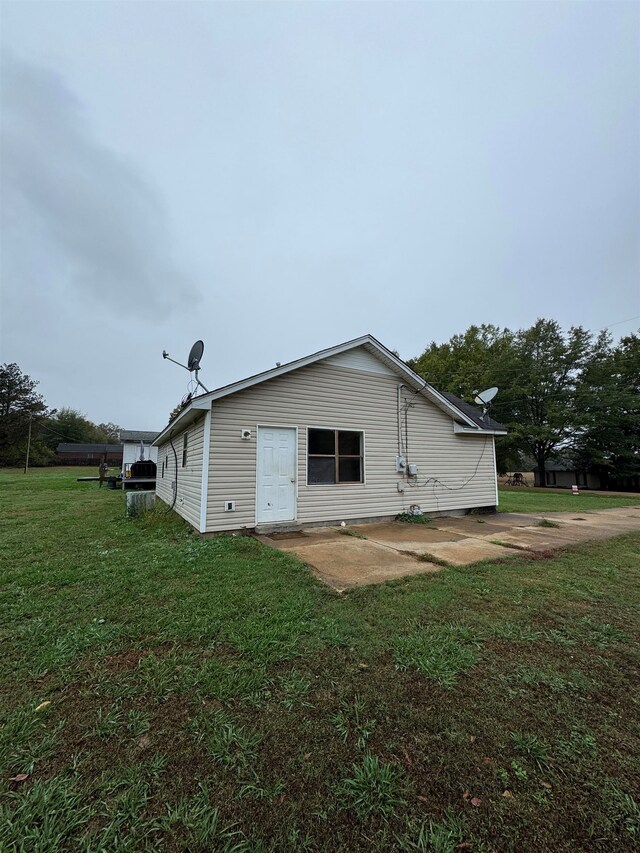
[474,387,498,406]
[188,340,204,372]
[162,339,209,392]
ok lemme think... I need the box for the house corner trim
[199,406,212,533]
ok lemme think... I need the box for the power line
[599,315,640,331]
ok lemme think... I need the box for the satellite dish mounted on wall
[473,386,498,422]
[162,339,209,393]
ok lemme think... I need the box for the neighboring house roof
[540,461,582,473]
[154,334,509,446]
[119,430,159,443]
[57,443,122,453]
[440,391,507,432]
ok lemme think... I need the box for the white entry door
[256,427,297,524]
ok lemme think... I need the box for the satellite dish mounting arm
[162,346,209,393]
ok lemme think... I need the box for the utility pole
[24,414,33,474]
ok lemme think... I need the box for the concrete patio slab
[258,505,640,589]
[431,513,538,537]
[263,535,440,589]
[358,522,466,549]
[414,538,512,565]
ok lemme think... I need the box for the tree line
[2,318,639,484]
[0,363,120,467]
[407,318,639,486]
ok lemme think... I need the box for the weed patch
[331,695,377,750]
[393,624,480,687]
[341,753,406,819]
[395,513,433,525]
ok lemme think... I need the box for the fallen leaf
[481,756,492,765]
[35,701,50,712]
[469,735,476,743]
[358,662,369,670]
[417,795,429,804]
[462,790,470,800]
[9,773,29,782]
[541,781,552,789]
[456,844,473,850]
[137,736,151,748]
[471,797,482,807]
[502,790,513,798]
[304,752,312,760]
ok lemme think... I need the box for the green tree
[43,408,116,451]
[168,402,183,423]
[409,319,597,481]
[574,331,640,486]
[509,320,593,485]
[0,363,52,466]
[407,324,522,472]
[97,422,122,442]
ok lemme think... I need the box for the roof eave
[153,333,482,443]
[153,398,211,446]
[453,423,508,436]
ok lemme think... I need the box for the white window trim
[305,426,366,487]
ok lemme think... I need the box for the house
[56,443,123,465]
[120,430,160,476]
[534,462,601,490]
[152,335,507,534]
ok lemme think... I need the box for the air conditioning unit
[125,491,155,518]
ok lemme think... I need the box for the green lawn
[1,468,639,852]
[498,486,640,514]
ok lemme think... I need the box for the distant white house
[152,335,507,534]
[120,430,160,475]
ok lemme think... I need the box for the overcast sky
[1,1,638,430]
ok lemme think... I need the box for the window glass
[182,433,188,467]
[308,457,336,484]
[338,431,361,455]
[338,457,362,482]
[308,428,364,484]
[308,429,335,455]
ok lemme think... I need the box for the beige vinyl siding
[155,415,205,529]
[205,358,497,532]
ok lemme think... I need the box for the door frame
[255,424,298,526]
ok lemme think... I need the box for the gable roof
[119,430,160,443]
[153,334,508,445]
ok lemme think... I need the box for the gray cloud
[1,54,197,312]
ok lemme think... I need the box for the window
[182,432,188,467]
[308,429,363,484]
[161,460,165,478]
